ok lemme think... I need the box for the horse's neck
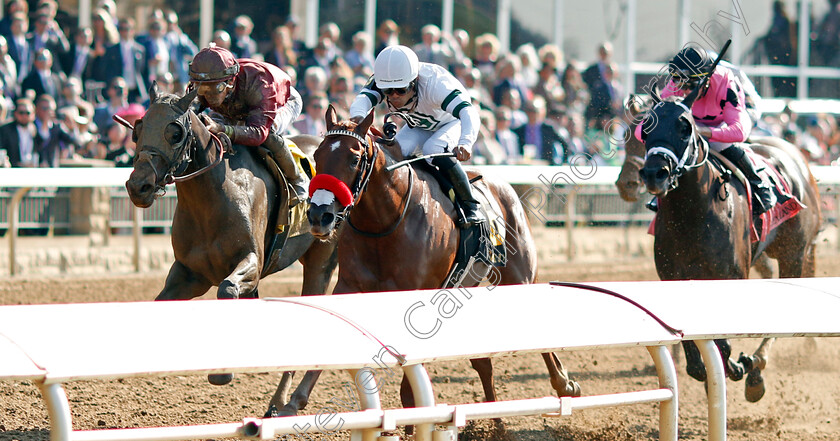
[350,154,414,228]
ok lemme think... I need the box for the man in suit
[29,11,69,74]
[34,94,79,167]
[0,97,37,166]
[230,15,257,59]
[63,27,94,81]
[101,17,146,103]
[512,96,569,165]
[21,48,63,100]
[92,76,128,133]
[6,12,31,82]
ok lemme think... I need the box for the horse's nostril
[655,169,669,182]
[321,212,335,227]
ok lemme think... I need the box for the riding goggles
[382,86,411,96]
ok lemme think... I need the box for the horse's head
[125,82,199,207]
[638,95,704,197]
[616,94,650,202]
[307,105,376,240]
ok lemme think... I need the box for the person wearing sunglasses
[0,98,37,167]
[648,46,774,215]
[188,44,307,205]
[349,45,484,228]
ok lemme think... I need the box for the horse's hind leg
[541,352,581,397]
[682,340,707,382]
[470,357,497,402]
[740,338,775,402]
[270,369,323,416]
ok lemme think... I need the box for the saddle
[709,149,805,243]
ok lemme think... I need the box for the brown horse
[637,93,822,401]
[271,106,580,421]
[124,84,338,408]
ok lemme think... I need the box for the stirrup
[458,201,486,228]
[288,179,309,207]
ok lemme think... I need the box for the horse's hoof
[745,368,766,403]
[265,404,299,418]
[208,373,234,385]
[566,380,582,397]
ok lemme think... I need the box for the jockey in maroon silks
[188,45,308,204]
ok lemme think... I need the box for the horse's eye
[350,156,360,167]
[164,123,184,144]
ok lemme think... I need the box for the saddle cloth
[275,139,314,238]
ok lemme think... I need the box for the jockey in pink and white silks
[349,45,485,227]
[640,46,775,214]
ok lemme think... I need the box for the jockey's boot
[721,145,776,216]
[433,155,486,228]
[264,133,309,206]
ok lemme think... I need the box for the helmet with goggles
[668,46,713,86]
[189,45,240,83]
[374,45,419,90]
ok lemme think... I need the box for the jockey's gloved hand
[383,120,398,140]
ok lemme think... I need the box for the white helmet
[374,45,419,89]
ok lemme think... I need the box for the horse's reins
[323,128,414,238]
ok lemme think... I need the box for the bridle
[643,101,709,191]
[322,128,413,237]
[133,106,226,197]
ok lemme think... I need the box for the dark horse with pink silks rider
[634,42,822,402]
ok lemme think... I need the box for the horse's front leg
[541,352,582,397]
[218,252,261,299]
[156,260,213,300]
[264,371,296,417]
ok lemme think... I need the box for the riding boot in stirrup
[720,145,776,216]
[441,160,486,228]
[264,133,309,206]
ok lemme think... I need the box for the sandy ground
[1,223,840,440]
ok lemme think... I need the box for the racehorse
[124,83,339,408]
[272,105,580,422]
[637,90,822,402]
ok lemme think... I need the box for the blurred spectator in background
[283,15,307,57]
[375,19,399,56]
[101,18,147,103]
[154,71,176,95]
[492,53,528,107]
[561,62,588,114]
[318,22,343,59]
[96,0,117,25]
[231,15,257,59]
[30,11,69,73]
[7,12,31,83]
[98,121,132,166]
[34,94,80,167]
[470,109,504,164]
[500,87,527,129]
[344,31,374,78]
[513,96,568,165]
[64,27,93,82]
[299,65,328,103]
[58,76,94,122]
[473,33,499,87]
[21,48,63,100]
[0,97,36,166]
[292,92,328,136]
[212,30,231,50]
[565,113,587,157]
[516,43,540,89]
[165,10,197,92]
[583,42,616,126]
[494,106,521,162]
[58,105,95,154]
[761,0,796,96]
[264,25,297,70]
[452,28,470,60]
[140,17,170,85]
[0,36,17,99]
[0,0,27,40]
[92,76,128,133]
[327,72,354,119]
[533,63,565,110]
[413,24,453,68]
[537,44,564,74]
[89,8,118,83]
[298,37,336,82]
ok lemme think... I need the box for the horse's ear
[175,88,198,114]
[355,110,374,135]
[650,84,662,105]
[325,104,337,130]
[149,81,159,103]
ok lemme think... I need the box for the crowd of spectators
[1,0,839,169]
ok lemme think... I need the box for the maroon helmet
[189,45,239,82]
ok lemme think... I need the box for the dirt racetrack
[1,224,840,441]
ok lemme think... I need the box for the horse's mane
[330,120,402,165]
